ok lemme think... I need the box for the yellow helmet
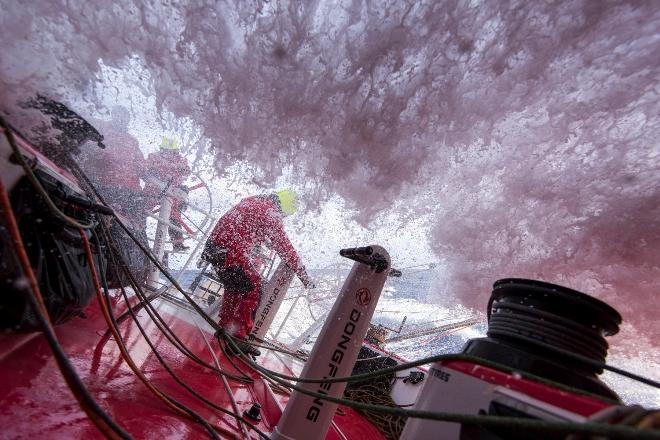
[160,137,179,151]
[275,189,298,216]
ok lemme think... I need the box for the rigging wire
[243,334,308,362]
[80,229,222,440]
[180,208,205,235]
[222,333,660,440]
[55,157,660,438]
[95,225,267,439]
[55,156,271,438]
[67,160,252,382]
[191,318,254,439]
[107,243,252,383]
[219,327,660,391]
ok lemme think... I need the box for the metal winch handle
[340,247,400,275]
[339,246,390,273]
[339,246,374,257]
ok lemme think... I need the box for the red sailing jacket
[79,123,145,191]
[144,150,191,189]
[209,195,306,281]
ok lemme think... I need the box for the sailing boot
[215,330,261,357]
[235,339,261,357]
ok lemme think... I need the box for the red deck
[0,295,386,439]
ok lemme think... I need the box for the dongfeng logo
[355,288,371,306]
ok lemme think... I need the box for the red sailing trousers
[217,255,262,339]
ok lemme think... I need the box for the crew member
[78,106,151,287]
[78,106,146,224]
[202,189,313,356]
[143,137,192,251]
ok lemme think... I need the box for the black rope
[66,157,660,438]
[75,172,251,383]
[18,256,132,439]
[223,333,660,440]
[112,289,164,326]
[218,337,258,380]
[108,191,660,391]
[90,231,221,440]
[489,329,660,389]
[486,300,660,388]
[96,226,268,439]
[489,302,608,367]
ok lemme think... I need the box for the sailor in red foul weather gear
[143,137,192,251]
[78,106,146,224]
[202,190,313,356]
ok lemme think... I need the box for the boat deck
[0,295,385,439]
